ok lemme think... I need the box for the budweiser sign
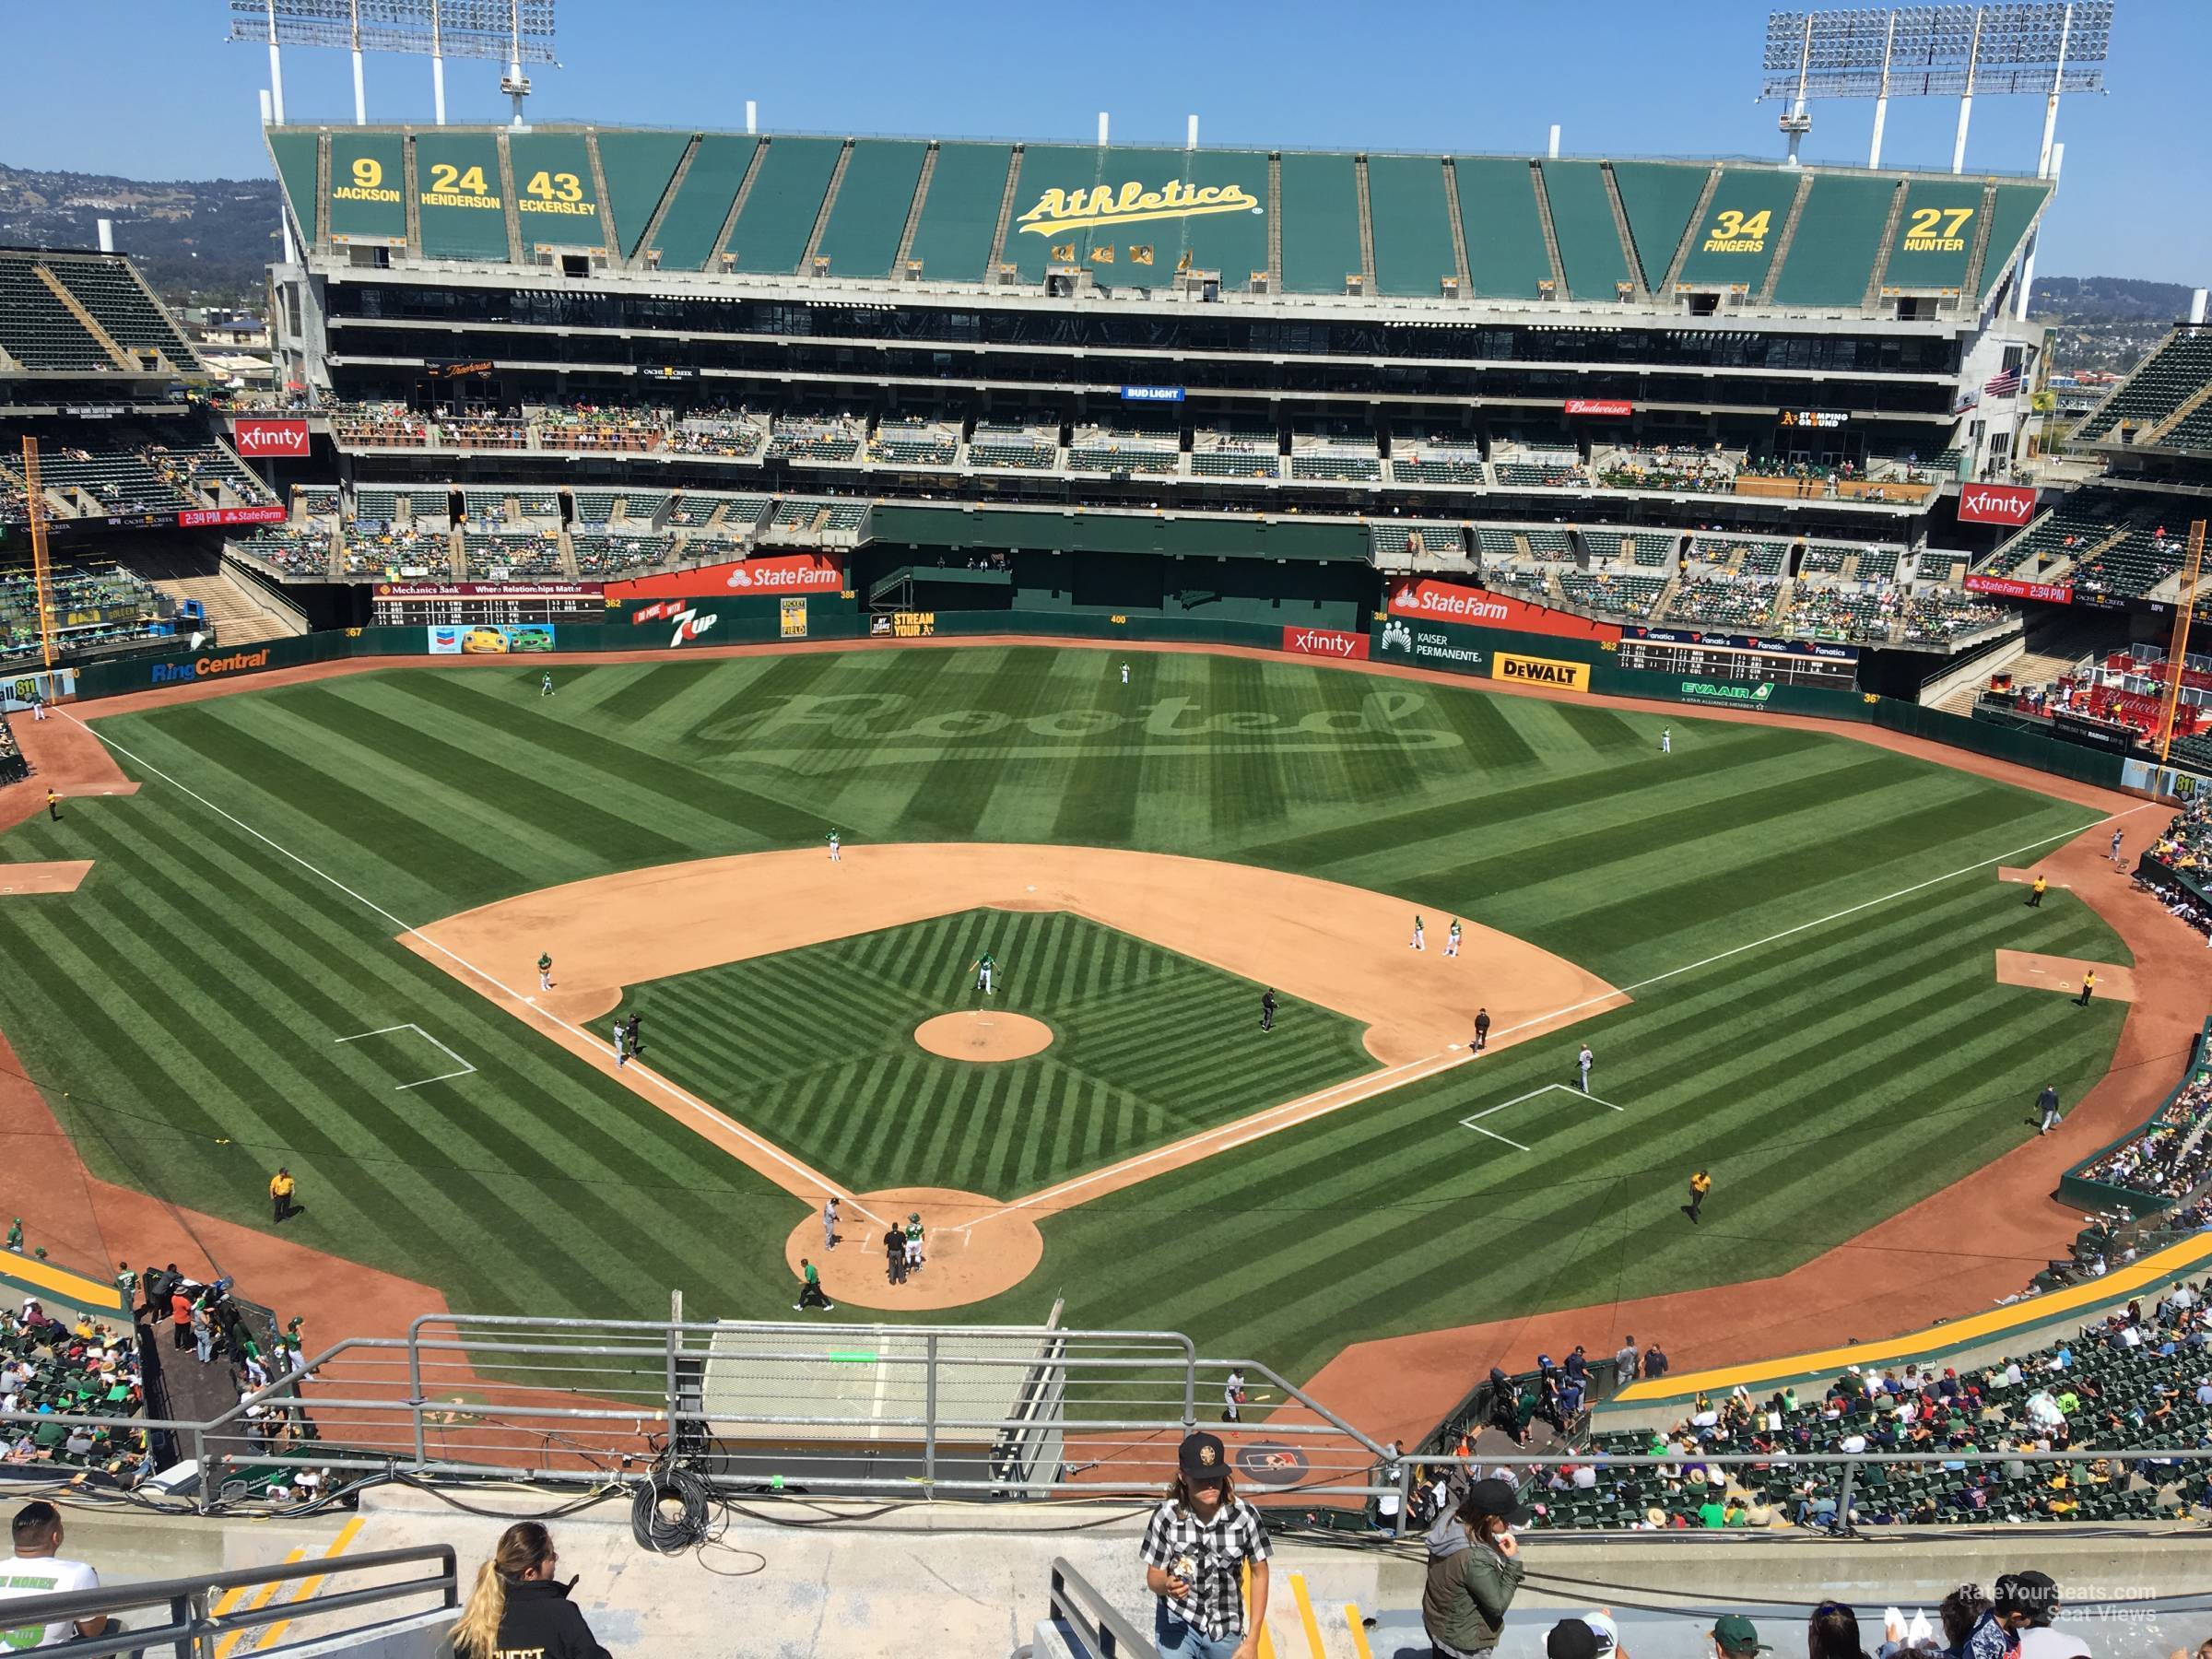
[231,418,311,458]
[1281,625,1370,661]
[1387,579,1622,642]
[606,553,844,599]
[1563,398,1633,418]
[1966,573,2072,605]
[1957,482,2038,527]
[178,504,288,528]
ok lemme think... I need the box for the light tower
[228,0,559,129]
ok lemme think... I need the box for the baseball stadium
[1,3,2210,1655]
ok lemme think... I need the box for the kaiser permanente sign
[1387,578,1622,642]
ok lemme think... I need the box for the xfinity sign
[1956,483,2038,527]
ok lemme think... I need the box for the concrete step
[155,571,300,646]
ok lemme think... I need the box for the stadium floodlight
[1758,4,2112,173]
[229,0,559,128]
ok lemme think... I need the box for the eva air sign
[1678,680,1774,706]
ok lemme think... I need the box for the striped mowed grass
[618,908,1370,1196]
[0,647,2128,1378]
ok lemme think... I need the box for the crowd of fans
[0,1298,148,1481]
[1594,445,1738,495]
[2078,1056,2212,1201]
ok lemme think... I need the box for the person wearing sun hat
[1711,1615,1771,1658]
[1422,1475,1532,1658]
[1138,1430,1270,1658]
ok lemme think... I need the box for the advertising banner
[426,625,557,654]
[1563,398,1633,417]
[1964,572,2071,605]
[780,597,808,640]
[1956,482,2039,527]
[178,503,288,529]
[605,553,844,599]
[379,582,602,600]
[1373,616,1488,671]
[231,418,312,458]
[869,611,936,638]
[1492,652,1591,692]
[1120,385,1186,403]
[1279,624,1369,661]
[1623,624,1860,662]
[1387,578,1622,642]
[0,668,76,711]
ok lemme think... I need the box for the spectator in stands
[1810,1603,1871,1659]
[1421,1476,1529,1659]
[1712,1615,1771,1659]
[1964,1575,2052,1659]
[1139,1430,1270,1659]
[445,1522,608,1659]
[0,1500,118,1652]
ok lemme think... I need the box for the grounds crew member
[1684,1170,1712,1224]
[2038,1083,2063,1135]
[269,1166,297,1224]
[1259,988,1277,1033]
[2076,970,2097,1007]
[1474,1008,1491,1053]
[44,789,58,823]
[2025,874,2047,908]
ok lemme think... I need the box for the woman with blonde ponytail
[443,1522,610,1659]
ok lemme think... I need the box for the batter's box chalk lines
[1460,1082,1624,1152]
[335,1023,477,1091]
[68,711,883,1230]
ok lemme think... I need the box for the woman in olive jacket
[1421,1477,1531,1659]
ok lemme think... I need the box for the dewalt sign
[1017,180,1262,240]
[1491,652,1590,692]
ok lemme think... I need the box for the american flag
[1983,368,2023,398]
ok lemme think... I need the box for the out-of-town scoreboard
[1615,625,1860,686]
[369,582,605,626]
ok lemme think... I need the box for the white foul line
[61,710,885,1228]
[1458,1082,1624,1153]
[967,798,2158,1224]
[335,1022,478,1091]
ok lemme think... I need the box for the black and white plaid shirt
[1138,1495,1270,1641]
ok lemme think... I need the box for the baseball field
[0,643,2134,1386]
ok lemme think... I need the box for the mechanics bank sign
[1017,179,1261,239]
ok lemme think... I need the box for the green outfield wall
[66,598,2132,794]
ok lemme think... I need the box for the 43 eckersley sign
[606,552,844,599]
[1388,578,1622,642]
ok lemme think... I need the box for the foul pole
[21,438,56,671]
[2156,521,2206,771]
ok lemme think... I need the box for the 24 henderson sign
[1387,578,1623,642]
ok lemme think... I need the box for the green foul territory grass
[614,908,1371,1196]
[0,647,2130,1381]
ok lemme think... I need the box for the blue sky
[3,0,2205,286]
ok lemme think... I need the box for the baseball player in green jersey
[828,829,841,862]
[1409,914,1425,951]
[903,1213,924,1276]
[537,952,554,991]
[1446,920,1463,959]
[971,951,997,994]
[4,1218,18,1253]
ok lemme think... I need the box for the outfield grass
[619,908,1371,1194]
[0,648,2126,1379]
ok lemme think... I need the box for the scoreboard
[370,582,605,627]
[1615,626,1858,688]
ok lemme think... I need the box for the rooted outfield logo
[695,690,1460,755]
[1677,679,1775,705]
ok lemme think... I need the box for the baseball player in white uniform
[828,830,841,862]
[1576,1042,1594,1093]
[1409,914,1425,951]
[1661,728,1672,754]
[1120,663,1130,685]
[1446,920,1462,958]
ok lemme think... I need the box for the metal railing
[0,1543,455,1659]
[1044,1557,1152,1658]
[9,1313,2212,1532]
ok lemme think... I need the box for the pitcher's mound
[914,1010,1053,1062]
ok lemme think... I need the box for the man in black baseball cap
[1139,1432,1271,1657]
[1549,1619,1601,1659]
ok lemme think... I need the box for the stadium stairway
[154,571,303,647]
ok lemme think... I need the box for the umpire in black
[1259,989,1277,1032]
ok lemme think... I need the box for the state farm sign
[1957,482,2038,527]
[1965,572,2072,605]
[1280,625,1369,661]
[1387,578,1622,642]
[231,418,311,458]
[606,552,844,599]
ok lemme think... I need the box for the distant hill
[2030,275,2203,376]
[0,161,281,310]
